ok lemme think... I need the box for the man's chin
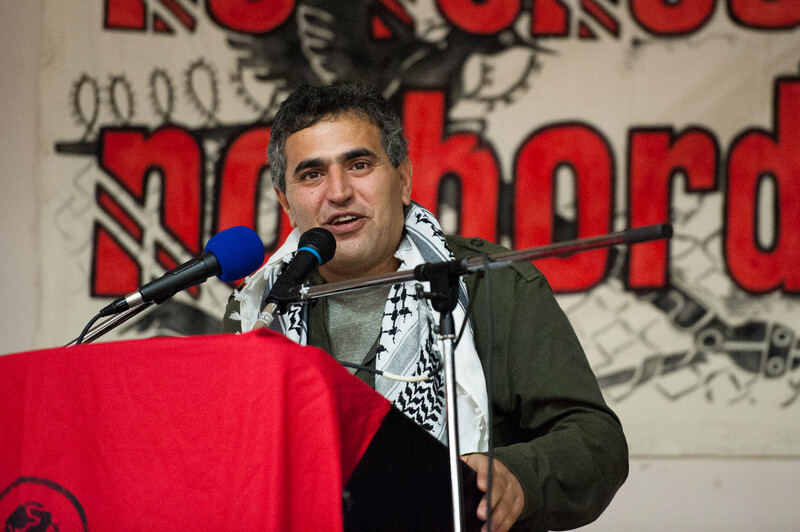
[319,255,362,283]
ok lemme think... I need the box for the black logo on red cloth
[0,477,88,532]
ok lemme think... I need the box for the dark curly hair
[267,82,409,192]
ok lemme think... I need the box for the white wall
[580,458,800,531]
[0,0,40,355]
[1,4,798,529]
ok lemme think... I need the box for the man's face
[275,112,412,283]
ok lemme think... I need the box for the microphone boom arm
[66,303,153,346]
[295,223,673,302]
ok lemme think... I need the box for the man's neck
[319,256,401,284]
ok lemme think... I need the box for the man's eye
[352,161,370,171]
[302,171,321,181]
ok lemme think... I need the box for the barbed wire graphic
[64,58,281,156]
[184,58,220,126]
[148,68,176,124]
[107,75,136,125]
[69,74,100,140]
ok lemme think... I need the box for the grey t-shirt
[325,285,391,372]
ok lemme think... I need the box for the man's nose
[326,167,353,204]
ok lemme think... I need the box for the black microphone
[99,226,265,317]
[255,227,336,329]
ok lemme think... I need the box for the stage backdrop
[36,1,799,456]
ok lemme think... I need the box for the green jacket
[223,235,628,531]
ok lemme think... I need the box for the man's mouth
[323,213,366,235]
[330,214,360,226]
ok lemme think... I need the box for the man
[223,83,628,531]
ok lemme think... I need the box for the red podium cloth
[0,330,391,530]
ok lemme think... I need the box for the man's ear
[274,188,297,228]
[399,158,413,206]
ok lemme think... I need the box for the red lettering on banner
[206,0,294,33]
[372,17,393,39]
[92,225,141,296]
[98,127,203,295]
[97,188,144,242]
[105,0,196,32]
[531,0,569,36]
[105,0,145,30]
[729,0,800,29]
[628,128,718,289]
[161,0,197,30]
[436,0,521,33]
[215,127,293,254]
[631,0,716,35]
[514,124,613,291]
[101,128,203,253]
[403,91,500,241]
[582,0,620,37]
[103,0,800,38]
[216,128,269,232]
[726,79,800,293]
[371,0,414,39]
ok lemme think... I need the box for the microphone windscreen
[298,227,336,265]
[205,226,265,282]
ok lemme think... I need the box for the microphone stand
[413,257,467,529]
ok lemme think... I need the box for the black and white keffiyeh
[228,202,489,452]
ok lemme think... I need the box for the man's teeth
[332,215,358,224]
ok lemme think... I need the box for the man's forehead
[284,111,385,161]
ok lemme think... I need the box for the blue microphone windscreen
[205,226,265,282]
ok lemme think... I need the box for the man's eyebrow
[341,147,378,161]
[292,148,379,177]
[292,157,326,176]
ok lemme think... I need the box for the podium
[0,330,480,530]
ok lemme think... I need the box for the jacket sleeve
[457,238,628,531]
